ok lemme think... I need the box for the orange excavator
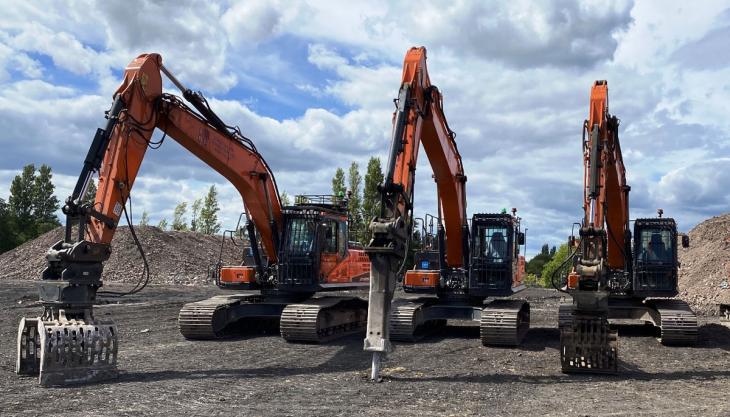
[559,80,696,373]
[364,47,529,379]
[399,208,528,343]
[16,53,370,386]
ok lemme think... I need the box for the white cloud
[222,2,283,46]
[0,0,727,252]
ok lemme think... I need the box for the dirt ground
[1,282,729,417]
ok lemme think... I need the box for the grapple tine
[560,314,617,374]
[17,315,119,386]
[16,317,41,376]
[37,319,118,386]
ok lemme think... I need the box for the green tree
[172,201,188,231]
[199,185,220,235]
[550,245,556,257]
[332,167,346,197]
[139,211,150,226]
[540,243,572,288]
[158,218,168,230]
[347,162,364,243]
[280,191,291,206]
[0,198,19,253]
[362,157,383,224]
[526,242,554,277]
[82,178,97,206]
[8,164,60,240]
[8,164,36,233]
[32,164,60,234]
[190,198,202,231]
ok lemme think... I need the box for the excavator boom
[364,47,467,379]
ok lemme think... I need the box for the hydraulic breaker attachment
[364,216,407,381]
[364,253,398,380]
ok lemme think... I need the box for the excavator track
[647,299,698,345]
[178,294,262,339]
[389,300,446,342]
[560,313,617,374]
[280,297,368,343]
[480,300,530,346]
[558,300,575,331]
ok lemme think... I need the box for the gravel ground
[1,282,729,417]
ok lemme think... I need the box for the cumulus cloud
[405,0,634,69]
[0,0,727,252]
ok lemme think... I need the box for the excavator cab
[277,195,365,292]
[469,213,525,298]
[632,218,680,297]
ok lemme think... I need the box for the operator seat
[488,232,507,262]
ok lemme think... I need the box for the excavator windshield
[636,229,674,263]
[474,225,510,263]
[285,217,317,255]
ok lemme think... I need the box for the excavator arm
[74,53,282,260]
[364,47,467,379]
[17,53,282,386]
[575,80,630,291]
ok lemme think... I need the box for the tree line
[524,242,572,288]
[0,164,68,253]
[328,157,384,245]
[147,185,221,235]
[0,164,226,255]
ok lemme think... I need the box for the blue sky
[0,0,728,256]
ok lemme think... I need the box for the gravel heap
[0,226,245,286]
[677,213,730,314]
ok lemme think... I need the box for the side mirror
[517,232,525,246]
[681,235,689,248]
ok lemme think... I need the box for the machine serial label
[113,202,123,217]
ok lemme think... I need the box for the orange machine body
[87,53,368,291]
[321,251,370,284]
[582,80,629,271]
[219,266,257,285]
[384,47,468,269]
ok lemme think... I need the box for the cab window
[322,220,338,253]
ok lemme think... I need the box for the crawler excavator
[16,53,370,386]
[397,208,528,344]
[559,80,696,373]
[363,47,530,380]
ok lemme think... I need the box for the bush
[540,243,572,288]
[524,273,542,287]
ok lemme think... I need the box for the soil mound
[0,226,244,286]
[678,213,730,314]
